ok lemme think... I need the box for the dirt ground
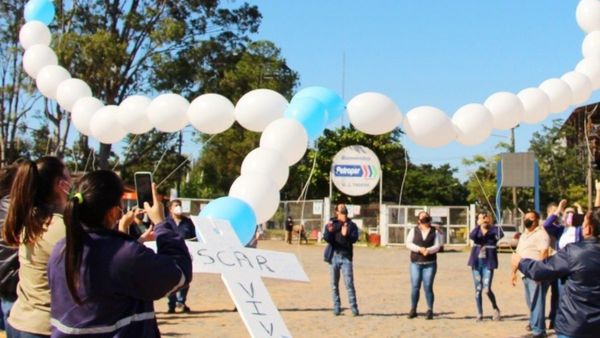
[155,241,558,338]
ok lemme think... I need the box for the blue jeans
[5,322,49,338]
[0,297,15,331]
[410,262,437,311]
[330,253,358,312]
[168,286,190,309]
[471,259,498,315]
[523,277,549,336]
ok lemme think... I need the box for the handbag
[323,243,334,263]
[0,240,19,299]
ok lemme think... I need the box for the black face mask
[524,219,535,228]
[419,216,431,224]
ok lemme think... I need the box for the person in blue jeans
[406,211,441,320]
[323,203,360,316]
[467,212,503,322]
[166,199,196,314]
[513,208,600,338]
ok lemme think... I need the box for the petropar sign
[331,145,381,196]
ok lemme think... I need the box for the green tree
[402,163,468,205]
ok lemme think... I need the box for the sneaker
[352,308,360,317]
[408,309,417,319]
[492,308,501,321]
[182,305,191,313]
[476,314,483,322]
[426,310,434,320]
[333,309,341,316]
[167,308,176,314]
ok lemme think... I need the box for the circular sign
[331,145,381,196]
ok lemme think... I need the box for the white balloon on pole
[582,31,600,59]
[517,88,551,124]
[116,95,153,134]
[241,147,289,189]
[229,174,280,224]
[90,105,127,144]
[147,93,190,132]
[576,58,600,90]
[576,0,600,33]
[234,89,288,132]
[71,97,104,136]
[403,106,456,148]
[22,44,57,79]
[451,104,493,146]
[56,79,92,112]
[484,92,524,130]
[188,94,235,134]
[347,92,403,135]
[538,78,573,114]
[260,118,308,166]
[19,21,51,49]
[36,65,71,99]
[561,71,593,104]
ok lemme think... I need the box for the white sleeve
[405,228,421,252]
[426,230,442,254]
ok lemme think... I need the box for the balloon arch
[19,0,600,243]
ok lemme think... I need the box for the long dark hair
[64,170,124,304]
[3,157,67,246]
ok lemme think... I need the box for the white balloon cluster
[18,0,600,224]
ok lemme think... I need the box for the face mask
[524,219,534,228]
[419,216,431,224]
[173,206,183,216]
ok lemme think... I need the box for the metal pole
[511,128,517,224]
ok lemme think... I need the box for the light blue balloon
[200,197,257,245]
[292,86,345,124]
[284,97,327,141]
[24,0,55,26]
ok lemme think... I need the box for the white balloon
[484,92,524,130]
[147,93,190,132]
[117,95,153,134]
[241,147,289,189]
[90,105,127,144]
[234,89,288,132]
[229,174,280,224]
[451,104,493,146]
[561,71,593,104]
[576,58,600,90]
[576,0,600,33]
[36,65,71,99]
[517,88,551,124]
[188,94,235,134]
[538,78,573,114]
[347,92,403,135]
[260,118,308,166]
[403,106,456,148]
[56,79,92,112]
[71,97,104,136]
[22,44,57,79]
[19,21,51,49]
[582,31,600,59]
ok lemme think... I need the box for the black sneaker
[182,305,191,313]
[167,308,176,314]
[408,309,417,319]
[426,310,434,320]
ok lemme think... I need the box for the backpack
[0,241,19,299]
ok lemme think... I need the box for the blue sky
[241,0,593,180]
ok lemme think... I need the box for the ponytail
[3,156,66,246]
[64,194,85,305]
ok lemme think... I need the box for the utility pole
[511,127,517,224]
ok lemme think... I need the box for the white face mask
[173,206,183,216]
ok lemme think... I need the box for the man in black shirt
[323,203,360,316]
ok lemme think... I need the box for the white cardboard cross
[147,216,310,338]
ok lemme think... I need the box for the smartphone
[134,172,153,208]
[572,213,584,227]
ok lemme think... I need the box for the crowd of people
[0,155,598,337]
[323,202,600,338]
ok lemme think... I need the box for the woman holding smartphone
[48,170,192,337]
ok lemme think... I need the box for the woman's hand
[144,183,165,225]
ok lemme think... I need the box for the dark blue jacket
[467,225,503,270]
[167,216,196,240]
[323,217,359,262]
[48,221,192,337]
[543,214,583,249]
[519,238,600,338]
